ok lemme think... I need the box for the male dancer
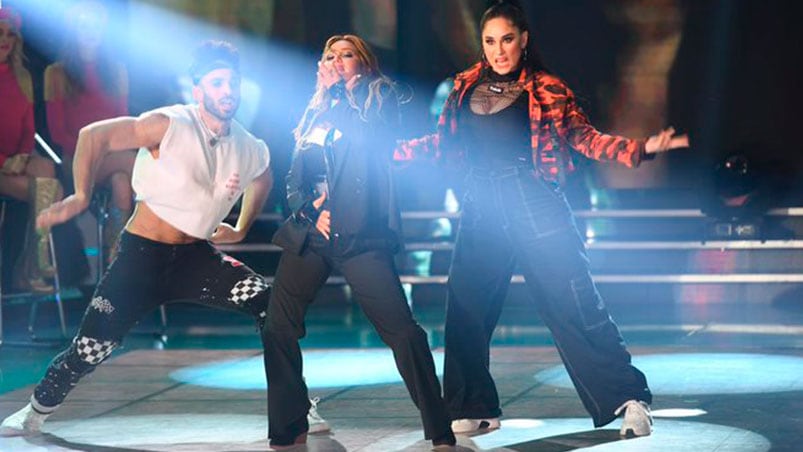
[0,40,328,436]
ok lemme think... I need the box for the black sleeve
[285,146,320,224]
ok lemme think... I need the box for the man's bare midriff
[125,201,204,244]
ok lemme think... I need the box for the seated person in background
[0,7,62,293]
[45,0,133,264]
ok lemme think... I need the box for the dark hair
[189,40,240,84]
[480,0,547,73]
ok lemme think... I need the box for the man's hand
[211,223,245,244]
[645,127,690,154]
[36,193,89,229]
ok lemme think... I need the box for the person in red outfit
[45,0,133,263]
[0,7,63,293]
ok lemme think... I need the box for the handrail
[253,273,803,285]
[35,133,62,165]
[238,207,803,223]
[216,239,803,253]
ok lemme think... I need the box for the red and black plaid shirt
[395,62,647,183]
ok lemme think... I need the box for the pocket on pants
[570,274,609,330]
[518,174,573,237]
[458,196,483,231]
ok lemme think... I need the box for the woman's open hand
[312,191,331,239]
[645,127,689,154]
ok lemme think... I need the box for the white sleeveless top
[132,104,270,239]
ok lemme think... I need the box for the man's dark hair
[189,40,240,84]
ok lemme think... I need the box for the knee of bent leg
[229,275,271,331]
[383,322,428,349]
[229,275,271,312]
[264,318,305,341]
[263,307,306,342]
[71,335,119,368]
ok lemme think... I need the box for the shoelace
[309,397,322,419]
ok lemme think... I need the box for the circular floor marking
[535,353,803,395]
[171,348,444,389]
[379,418,769,451]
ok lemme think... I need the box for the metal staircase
[217,207,803,307]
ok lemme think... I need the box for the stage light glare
[170,349,445,389]
[652,408,708,418]
[535,353,803,395]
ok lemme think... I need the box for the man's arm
[74,114,166,199]
[37,113,168,228]
[211,166,274,244]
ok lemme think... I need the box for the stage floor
[1,300,802,451]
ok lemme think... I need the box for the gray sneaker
[307,397,330,434]
[0,403,51,436]
[615,400,653,437]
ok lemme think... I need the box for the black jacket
[273,78,402,256]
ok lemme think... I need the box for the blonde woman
[265,34,456,449]
[0,7,62,292]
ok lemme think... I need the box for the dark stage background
[5,0,803,208]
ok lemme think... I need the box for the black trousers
[264,233,451,445]
[32,231,270,411]
[443,166,652,427]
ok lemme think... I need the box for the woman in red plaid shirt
[397,0,688,439]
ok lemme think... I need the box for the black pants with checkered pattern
[31,231,270,411]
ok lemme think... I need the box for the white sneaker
[450,417,500,434]
[0,403,51,436]
[615,400,653,437]
[307,397,330,434]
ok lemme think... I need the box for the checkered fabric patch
[75,336,117,365]
[229,275,269,305]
